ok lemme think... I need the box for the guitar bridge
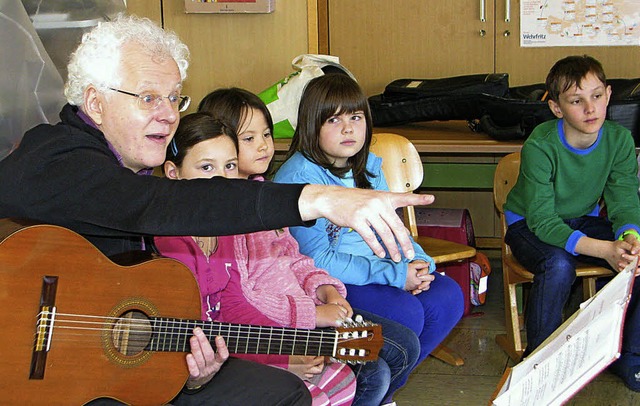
[30,276,58,379]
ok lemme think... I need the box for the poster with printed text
[520,0,640,47]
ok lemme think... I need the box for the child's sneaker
[609,352,640,392]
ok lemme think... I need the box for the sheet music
[493,258,636,405]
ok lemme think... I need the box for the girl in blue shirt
[274,73,464,373]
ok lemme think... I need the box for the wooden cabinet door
[495,0,640,86]
[126,0,162,25]
[328,0,496,96]
[158,1,310,111]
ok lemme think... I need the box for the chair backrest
[493,152,521,214]
[493,152,521,256]
[370,132,423,237]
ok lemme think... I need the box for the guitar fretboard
[147,317,338,356]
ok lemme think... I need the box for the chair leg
[495,268,525,362]
[431,344,464,366]
[583,276,597,300]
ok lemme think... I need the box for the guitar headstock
[333,316,383,364]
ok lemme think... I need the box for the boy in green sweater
[504,55,640,390]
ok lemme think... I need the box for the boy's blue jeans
[505,216,640,356]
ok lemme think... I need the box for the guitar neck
[147,317,337,357]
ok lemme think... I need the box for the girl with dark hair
[198,87,276,178]
[275,74,465,404]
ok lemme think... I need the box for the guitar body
[0,220,200,405]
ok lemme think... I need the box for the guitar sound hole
[112,310,152,356]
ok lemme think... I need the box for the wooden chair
[370,132,477,366]
[493,152,614,362]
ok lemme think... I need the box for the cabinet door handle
[480,0,486,22]
[505,0,511,22]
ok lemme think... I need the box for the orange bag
[470,252,491,306]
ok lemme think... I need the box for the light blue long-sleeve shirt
[274,151,435,289]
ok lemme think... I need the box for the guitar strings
[46,312,345,339]
[41,323,339,356]
[34,311,370,355]
[40,311,368,338]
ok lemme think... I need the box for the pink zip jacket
[222,227,348,329]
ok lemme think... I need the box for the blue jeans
[505,216,640,355]
[349,308,420,406]
[346,272,464,363]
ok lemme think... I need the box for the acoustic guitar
[0,219,382,405]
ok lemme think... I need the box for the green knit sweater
[504,119,640,253]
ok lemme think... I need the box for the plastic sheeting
[0,0,66,160]
[23,0,126,81]
[0,0,126,161]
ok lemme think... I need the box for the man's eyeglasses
[108,88,191,112]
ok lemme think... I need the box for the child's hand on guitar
[316,303,352,327]
[185,329,229,390]
[288,355,325,380]
[316,285,353,327]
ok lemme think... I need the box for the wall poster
[520,0,640,47]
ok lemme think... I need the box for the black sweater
[0,104,308,257]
